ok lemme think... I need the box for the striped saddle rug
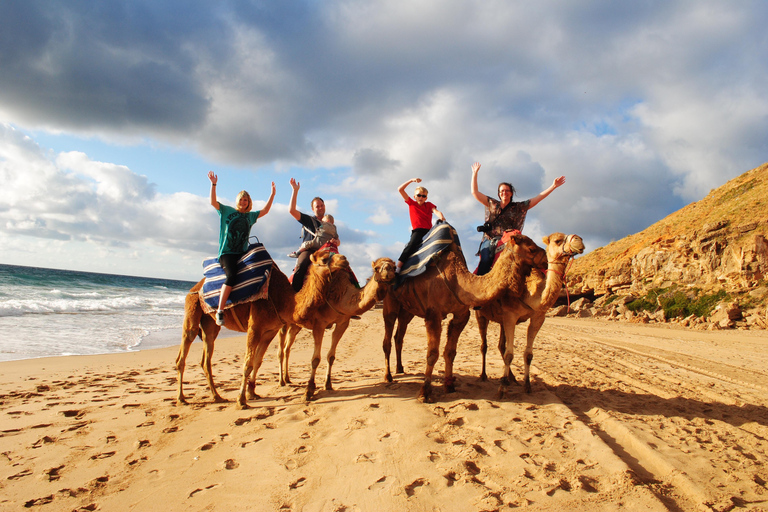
[200,243,273,314]
[398,221,461,282]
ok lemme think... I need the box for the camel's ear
[371,261,376,269]
[542,235,550,245]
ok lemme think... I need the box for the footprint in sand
[162,426,179,434]
[223,459,239,470]
[188,483,220,498]
[199,442,216,451]
[90,451,116,460]
[355,452,378,463]
[24,495,54,507]
[463,461,481,475]
[136,440,151,448]
[7,468,33,480]
[368,476,391,491]
[404,478,426,497]
[44,465,65,481]
[289,477,306,489]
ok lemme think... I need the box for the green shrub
[625,287,729,319]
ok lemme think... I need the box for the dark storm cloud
[0,1,216,131]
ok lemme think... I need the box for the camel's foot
[418,383,434,403]
[396,364,405,374]
[247,382,257,400]
[524,377,532,394]
[479,372,488,382]
[176,397,188,406]
[324,379,333,391]
[236,400,249,410]
[444,376,456,394]
[305,382,316,402]
[385,372,393,383]
[500,374,518,387]
[212,394,227,404]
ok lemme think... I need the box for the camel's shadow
[545,381,768,429]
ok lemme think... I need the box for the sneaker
[287,251,299,258]
[215,310,224,326]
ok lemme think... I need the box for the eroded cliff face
[570,222,768,297]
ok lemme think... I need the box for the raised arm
[398,178,421,201]
[208,171,220,210]
[288,178,301,221]
[433,207,446,222]
[527,176,566,209]
[257,182,277,219]
[470,162,490,207]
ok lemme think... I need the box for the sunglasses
[416,194,427,198]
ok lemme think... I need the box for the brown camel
[175,249,346,409]
[278,256,397,401]
[382,232,547,402]
[476,233,585,395]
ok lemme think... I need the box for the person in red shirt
[396,178,445,272]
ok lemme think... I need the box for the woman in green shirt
[208,171,276,325]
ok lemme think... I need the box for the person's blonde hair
[236,190,252,212]
[323,214,335,224]
[414,186,428,196]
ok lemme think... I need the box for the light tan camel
[382,232,547,402]
[278,256,396,401]
[476,233,585,395]
[175,250,347,409]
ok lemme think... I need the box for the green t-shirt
[217,203,261,256]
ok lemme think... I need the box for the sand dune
[2,311,768,511]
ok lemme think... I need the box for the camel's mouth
[565,234,585,256]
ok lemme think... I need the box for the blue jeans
[476,238,495,276]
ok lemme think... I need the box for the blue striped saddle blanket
[200,243,273,314]
[399,221,461,280]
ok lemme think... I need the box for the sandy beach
[2,311,768,511]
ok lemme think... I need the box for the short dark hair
[311,196,324,208]
[497,182,515,199]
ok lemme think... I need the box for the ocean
[0,263,236,362]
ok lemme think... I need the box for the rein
[536,252,576,312]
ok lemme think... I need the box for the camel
[175,249,350,409]
[381,231,548,402]
[278,256,397,401]
[475,233,585,395]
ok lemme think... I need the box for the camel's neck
[539,259,567,308]
[345,276,386,315]
[452,251,521,306]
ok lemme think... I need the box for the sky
[1,1,767,282]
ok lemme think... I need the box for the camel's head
[310,249,351,274]
[502,233,548,268]
[542,233,585,262]
[371,257,397,284]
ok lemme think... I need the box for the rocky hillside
[563,161,768,328]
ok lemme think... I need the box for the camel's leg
[199,315,224,402]
[443,310,470,393]
[324,319,350,391]
[278,324,300,386]
[237,332,259,409]
[522,315,546,393]
[305,327,325,402]
[247,331,276,400]
[476,311,490,381]
[419,312,443,403]
[175,295,203,405]
[382,297,398,383]
[499,315,520,399]
[394,309,414,375]
[496,326,515,384]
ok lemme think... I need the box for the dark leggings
[219,253,243,286]
[398,228,430,263]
